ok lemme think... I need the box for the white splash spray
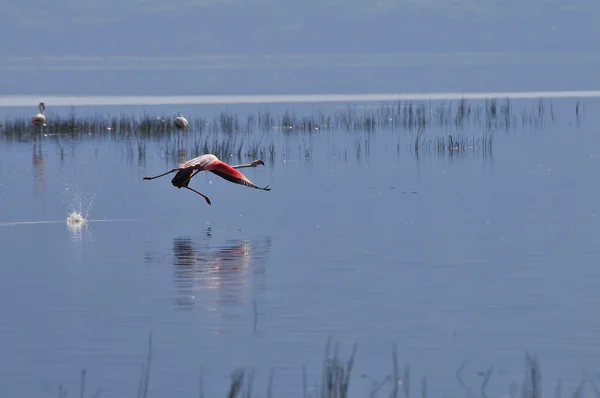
[62,186,97,238]
[66,211,88,226]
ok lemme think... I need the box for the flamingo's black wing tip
[262,185,271,191]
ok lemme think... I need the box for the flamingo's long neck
[231,163,256,169]
[39,104,45,114]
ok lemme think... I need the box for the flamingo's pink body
[143,154,270,205]
[32,102,46,126]
[174,113,188,131]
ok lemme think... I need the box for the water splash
[66,211,89,241]
[66,211,88,226]
[61,185,96,241]
[62,185,96,221]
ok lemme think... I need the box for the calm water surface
[1,98,600,397]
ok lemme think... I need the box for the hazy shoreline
[1,90,599,107]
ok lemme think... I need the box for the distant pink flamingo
[174,112,188,146]
[143,154,270,205]
[31,102,46,126]
[174,113,188,131]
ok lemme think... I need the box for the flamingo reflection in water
[172,229,271,314]
[177,148,188,165]
[32,137,47,213]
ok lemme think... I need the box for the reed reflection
[172,228,271,312]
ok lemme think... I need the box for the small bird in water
[143,154,271,205]
[32,102,46,126]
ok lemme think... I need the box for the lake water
[1,94,600,398]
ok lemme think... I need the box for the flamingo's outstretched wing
[178,154,217,169]
[168,154,216,188]
[171,168,194,188]
[209,161,271,191]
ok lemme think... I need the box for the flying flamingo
[143,154,270,205]
[32,102,47,126]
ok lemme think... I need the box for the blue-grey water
[1,94,600,398]
[2,0,600,393]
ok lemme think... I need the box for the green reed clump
[268,142,276,160]
[160,135,278,164]
[258,110,275,132]
[245,140,262,159]
[209,111,240,134]
[190,136,243,160]
[0,98,578,143]
[413,131,493,158]
[137,139,147,161]
[279,110,331,132]
[334,105,386,132]
[215,347,596,398]
[52,335,594,398]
